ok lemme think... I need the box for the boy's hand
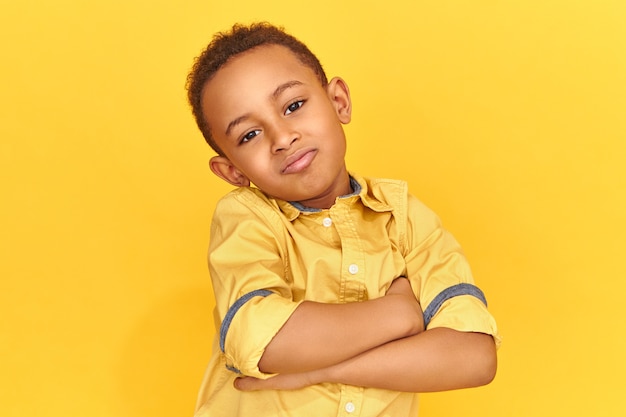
[385,277,424,335]
[234,370,322,392]
[385,276,413,296]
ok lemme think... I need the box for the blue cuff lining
[219,289,273,353]
[226,365,242,374]
[423,283,487,328]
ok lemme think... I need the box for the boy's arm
[325,328,497,392]
[236,328,496,392]
[258,277,422,374]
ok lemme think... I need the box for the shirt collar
[275,173,393,220]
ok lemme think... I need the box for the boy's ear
[326,77,352,124]
[209,156,251,187]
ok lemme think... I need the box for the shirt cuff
[220,291,302,378]
[426,290,501,348]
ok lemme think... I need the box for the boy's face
[201,44,352,209]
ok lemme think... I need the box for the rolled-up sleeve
[404,195,500,346]
[209,191,302,378]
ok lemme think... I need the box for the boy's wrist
[307,366,331,386]
[319,361,346,385]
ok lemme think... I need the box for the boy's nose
[270,122,299,153]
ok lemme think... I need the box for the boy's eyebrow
[225,114,251,137]
[272,80,303,99]
[224,80,304,137]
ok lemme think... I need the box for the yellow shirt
[195,174,499,417]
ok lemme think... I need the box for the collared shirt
[195,174,499,417]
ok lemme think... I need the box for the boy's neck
[289,176,360,212]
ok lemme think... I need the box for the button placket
[331,202,366,303]
[338,385,363,416]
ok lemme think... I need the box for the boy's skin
[201,43,496,392]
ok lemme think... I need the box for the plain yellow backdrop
[2,0,625,416]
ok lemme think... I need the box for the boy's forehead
[207,44,316,93]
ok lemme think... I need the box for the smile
[281,148,318,174]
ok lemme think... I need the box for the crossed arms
[210,190,498,393]
[236,277,497,392]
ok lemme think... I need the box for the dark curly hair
[186,22,329,154]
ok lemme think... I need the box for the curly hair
[186,22,329,154]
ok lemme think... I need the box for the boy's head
[187,22,328,155]
[186,23,352,209]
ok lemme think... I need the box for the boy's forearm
[259,278,422,374]
[324,328,497,392]
[239,328,496,392]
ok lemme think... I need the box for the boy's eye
[241,129,261,143]
[285,100,304,115]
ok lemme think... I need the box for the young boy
[186,22,500,417]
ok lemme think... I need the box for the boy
[186,22,499,416]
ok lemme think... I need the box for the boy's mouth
[281,148,318,174]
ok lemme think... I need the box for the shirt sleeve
[403,195,501,347]
[208,190,302,378]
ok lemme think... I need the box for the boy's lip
[281,147,318,174]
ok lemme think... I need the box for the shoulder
[213,187,285,227]
[215,186,274,210]
[209,188,293,254]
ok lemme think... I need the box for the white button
[345,402,356,413]
[348,264,359,274]
[322,217,332,227]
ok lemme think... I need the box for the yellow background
[2,1,625,416]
